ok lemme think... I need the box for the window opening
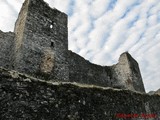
[51,42,54,47]
[50,24,53,29]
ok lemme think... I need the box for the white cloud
[0,0,160,92]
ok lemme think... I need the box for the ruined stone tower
[110,52,145,92]
[0,0,145,93]
[13,0,68,81]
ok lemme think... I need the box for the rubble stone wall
[0,0,145,93]
[0,68,159,120]
[0,31,14,69]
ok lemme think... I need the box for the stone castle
[1,0,160,119]
[0,0,145,93]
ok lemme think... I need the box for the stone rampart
[0,67,159,120]
[0,0,145,93]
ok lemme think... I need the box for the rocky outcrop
[0,67,159,120]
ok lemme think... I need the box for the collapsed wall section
[0,30,14,69]
[0,67,159,120]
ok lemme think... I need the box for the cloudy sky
[0,0,160,92]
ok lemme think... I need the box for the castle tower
[13,0,69,81]
[111,52,145,93]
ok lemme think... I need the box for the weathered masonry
[0,0,145,93]
[0,68,159,120]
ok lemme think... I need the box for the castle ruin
[0,0,145,93]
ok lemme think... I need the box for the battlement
[0,0,145,93]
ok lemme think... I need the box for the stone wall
[0,30,14,69]
[68,50,112,87]
[0,0,145,93]
[110,52,145,92]
[68,51,145,92]
[13,0,29,71]
[14,0,68,81]
[0,67,159,120]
